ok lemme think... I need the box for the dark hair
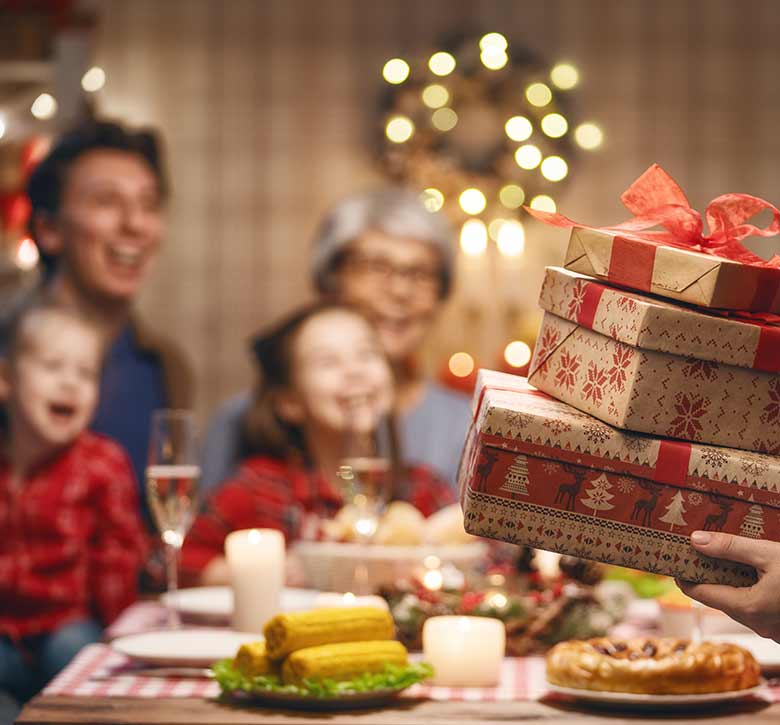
[242,301,404,493]
[26,119,169,277]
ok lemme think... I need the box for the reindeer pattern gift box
[459,371,780,586]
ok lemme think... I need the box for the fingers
[689,531,773,570]
[677,580,751,620]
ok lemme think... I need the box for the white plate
[708,634,780,671]
[111,629,259,667]
[547,682,765,709]
[161,587,319,621]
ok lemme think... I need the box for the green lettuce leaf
[212,658,433,699]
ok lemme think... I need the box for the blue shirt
[90,326,167,511]
[199,381,472,494]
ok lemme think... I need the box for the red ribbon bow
[525,163,780,269]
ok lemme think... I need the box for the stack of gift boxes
[459,180,780,586]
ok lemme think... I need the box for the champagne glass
[691,599,705,644]
[336,406,391,594]
[146,409,200,628]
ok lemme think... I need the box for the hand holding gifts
[459,371,780,586]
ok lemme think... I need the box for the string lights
[378,33,604,260]
[2,64,107,273]
[378,35,603,389]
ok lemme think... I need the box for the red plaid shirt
[0,432,148,639]
[181,456,454,577]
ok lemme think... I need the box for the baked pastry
[546,637,760,694]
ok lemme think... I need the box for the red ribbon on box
[570,271,780,373]
[526,164,780,310]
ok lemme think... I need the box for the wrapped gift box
[459,371,780,586]
[564,226,780,312]
[527,267,780,454]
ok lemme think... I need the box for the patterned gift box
[460,371,780,586]
[564,226,780,312]
[527,267,780,454]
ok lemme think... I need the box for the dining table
[14,600,780,724]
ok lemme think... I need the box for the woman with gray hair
[200,187,470,493]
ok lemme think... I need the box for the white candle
[225,528,285,633]
[423,616,505,687]
[313,592,389,611]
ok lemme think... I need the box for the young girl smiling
[181,302,453,584]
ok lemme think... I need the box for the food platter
[222,685,411,710]
[546,681,766,709]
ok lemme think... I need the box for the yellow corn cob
[281,640,408,685]
[234,641,275,677]
[264,607,394,660]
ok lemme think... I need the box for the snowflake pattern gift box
[527,267,780,454]
[459,371,780,586]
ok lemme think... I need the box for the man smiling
[22,121,192,511]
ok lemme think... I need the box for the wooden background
[91,0,780,420]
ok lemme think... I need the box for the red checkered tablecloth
[44,601,778,704]
[44,642,780,703]
[44,643,550,701]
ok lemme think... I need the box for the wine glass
[691,599,705,644]
[146,409,200,628]
[336,408,391,594]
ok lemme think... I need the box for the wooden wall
[92,0,780,420]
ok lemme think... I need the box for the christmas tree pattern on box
[460,370,780,586]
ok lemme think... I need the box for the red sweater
[0,432,148,639]
[181,455,454,577]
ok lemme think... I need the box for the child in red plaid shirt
[0,304,146,712]
[181,302,454,585]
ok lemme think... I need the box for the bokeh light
[382,58,410,84]
[525,82,552,107]
[431,107,458,131]
[429,51,456,76]
[514,144,542,169]
[422,84,449,108]
[422,568,444,590]
[505,115,533,142]
[385,116,414,143]
[460,219,488,255]
[488,218,506,241]
[496,220,525,256]
[421,187,445,212]
[540,113,568,138]
[31,93,57,120]
[480,49,508,70]
[530,194,557,212]
[459,188,487,215]
[575,122,604,149]
[0,116,5,140]
[15,237,39,270]
[499,184,525,209]
[504,340,532,367]
[550,63,579,90]
[449,352,475,378]
[540,156,568,181]
[479,32,508,52]
[81,66,106,92]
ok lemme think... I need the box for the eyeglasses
[343,253,441,292]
